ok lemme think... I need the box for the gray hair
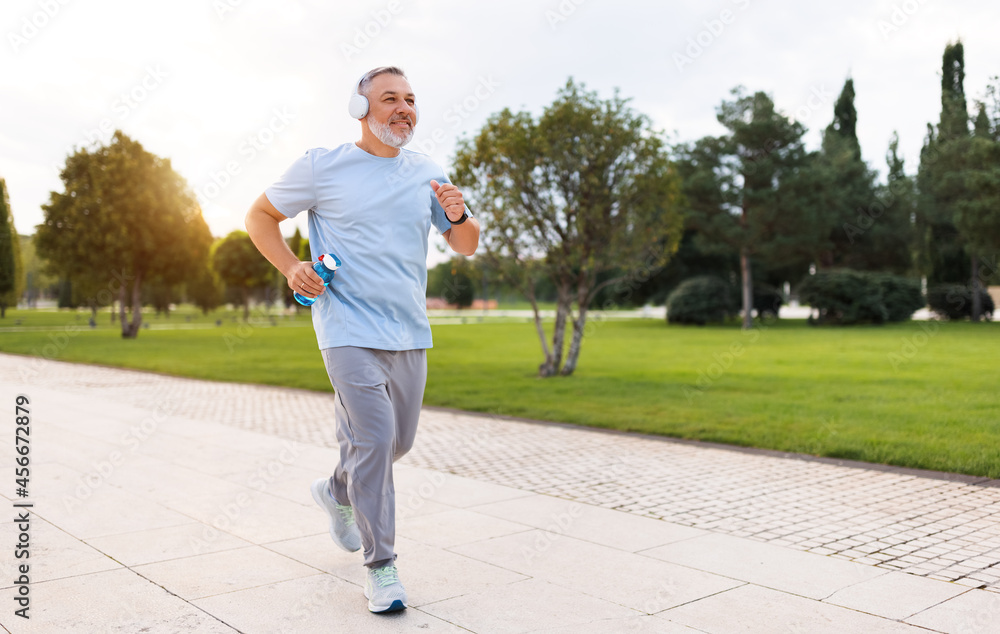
[358,66,407,98]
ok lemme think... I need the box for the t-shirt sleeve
[264,150,317,219]
[429,175,473,235]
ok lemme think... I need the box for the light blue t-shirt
[265,143,458,351]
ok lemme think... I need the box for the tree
[283,227,305,308]
[427,256,477,308]
[917,42,975,305]
[677,87,826,329]
[187,263,224,315]
[955,98,1000,315]
[0,179,25,317]
[453,79,683,376]
[819,80,912,273]
[37,131,213,337]
[19,234,55,308]
[212,231,273,320]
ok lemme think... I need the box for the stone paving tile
[4,354,1000,599]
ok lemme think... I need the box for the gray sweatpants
[321,346,427,569]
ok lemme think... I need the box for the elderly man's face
[365,73,416,148]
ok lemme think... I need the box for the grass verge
[2,308,997,477]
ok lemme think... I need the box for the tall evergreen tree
[916,41,994,319]
[677,87,826,329]
[817,79,911,273]
[917,42,972,287]
[956,100,1000,319]
[0,179,25,317]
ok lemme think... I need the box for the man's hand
[431,180,466,222]
[286,261,326,298]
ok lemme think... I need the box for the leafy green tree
[677,87,826,329]
[212,231,273,320]
[453,79,684,376]
[428,256,477,308]
[37,131,213,337]
[186,263,224,315]
[0,179,24,317]
[282,227,305,308]
[19,234,55,308]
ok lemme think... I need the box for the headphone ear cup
[348,93,369,119]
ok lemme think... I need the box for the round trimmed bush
[798,269,888,325]
[928,284,995,320]
[666,276,736,325]
[872,274,924,322]
[753,284,785,319]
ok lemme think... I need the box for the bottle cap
[319,253,341,270]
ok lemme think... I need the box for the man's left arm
[431,179,480,256]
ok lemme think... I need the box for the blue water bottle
[294,253,342,307]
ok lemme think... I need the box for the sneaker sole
[309,478,360,553]
[369,599,407,613]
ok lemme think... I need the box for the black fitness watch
[449,209,470,225]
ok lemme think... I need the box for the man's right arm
[245,193,325,297]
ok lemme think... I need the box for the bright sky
[2,0,997,267]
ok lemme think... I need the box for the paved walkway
[1,353,998,633]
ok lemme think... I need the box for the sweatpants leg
[321,346,426,569]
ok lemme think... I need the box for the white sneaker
[309,478,361,552]
[364,564,407,613]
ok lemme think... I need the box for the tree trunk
[971,254,982,323]
[523,281,555,377]
[118,286,128,333]
[121,271,143,338]
[560,308,588,376]
[740,246,753,330]
[547,286,570,373]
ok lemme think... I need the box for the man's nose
[397,102,416,119]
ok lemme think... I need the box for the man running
[245,66,479,613]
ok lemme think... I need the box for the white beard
[368,116,414,148]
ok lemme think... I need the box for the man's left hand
[431,180,466,222]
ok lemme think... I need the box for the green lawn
[2,307,997,477]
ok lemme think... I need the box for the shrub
[927,284,995,320]
[798,269,888,325]
[753,284,785,318]
[666,276,735,325]
[872,274,924,322]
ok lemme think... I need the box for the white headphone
[348,70,419,124]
